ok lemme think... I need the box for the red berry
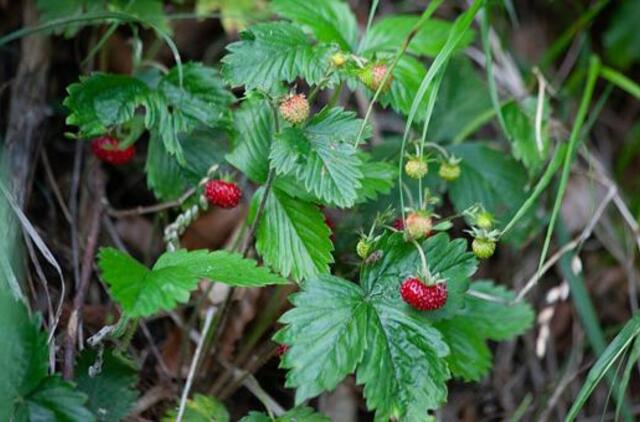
[400,277,447,311]
[324,212,336,242]
[276,344,289,358]
[204,180,242,209]
[91,135,135,165]
[392,217,405,231]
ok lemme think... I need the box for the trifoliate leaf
[13,376,95,422]
[64,64,233,161]
[241,406,329,422]
[447,143,529,226]
[361,232,477,320]
[163,394,230,422]
[221,22,334,91]
[435,281,534,381]
[98,248,287,317]
[75,350,138,422]
[252,187,333,281]
[226,99,274,184]
[361,15,475,57]
[271,0,358,51]
[274,275,368,402]
[269,107,366,208]
[0,292,48,421]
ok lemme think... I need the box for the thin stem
[411,239,430,279]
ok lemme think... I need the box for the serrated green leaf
[75,350,138,422]
[435,281,533,382]
[274,275,368,402]
[146,132,188,200]
[0,292,48,421]
[14,376,95,422]
[354,155,395,203]
[98,248,286,317]
[447,143,529,226]
[270,108,365,208]
[163,394,230,422]
[221,22,334,91]
[241,406,329,422]
[357,302,450,420]
[361,15,475,57]
[271,0,358,51]
[361,232,477,320]
[378,55,428,119]
[503,98,550,175]
[253,187,333,281]
[227,99,274,183]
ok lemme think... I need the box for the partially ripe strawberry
[91,135,135,165]
[204,179,242,209]
[359,62,393,93]
[400,277,448,311]
[405,211,432,240]
[438,161,461,182]
[405,157,428,179]
[472,237,496,259]
[279,93,310,125]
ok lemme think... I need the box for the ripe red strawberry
[392,217,405,231]
[359,62,393,93]
[276,344,289,358]
[204,179,242,209]
[91,135,135,165]
[400,277,448,311]
[279,93,310,125]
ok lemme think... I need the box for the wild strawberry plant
[2,0,584,420]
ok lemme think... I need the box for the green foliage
[163,394,230,422]
[270,107,367,208]
[435,281,534,381]
[251,188,333,281]
[64,63,233,162]
[222,22,334,91]
[75,350,138,422]
[241,406,330,422]
[447,143,530,226]
[0,293,93,421]
[361,14,475,57]
[98,248,287,317]
[502,98,550,175]
[604,0,640,69]
[271,0,358,51]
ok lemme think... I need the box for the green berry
[330,52,347,67]
[476,211,494,230]
[472,238,496,259]
[356,239,370,259]
[438,161,461,181]
[405,158,428,179]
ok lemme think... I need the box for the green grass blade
[398,0,484,217]
[566,313,640,421]
[615,335,640,420]
[600,66,640,100]
[536,56,600,282]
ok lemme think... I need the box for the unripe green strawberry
[472,237,496,259]
[405,211,432,240]
[330,52,347,67]
[279,93,310,125]
[356,238,370,259]
[438,161,461,181]
[476,211,494,230]
[405,157,428,179]
[359,62,393,93]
